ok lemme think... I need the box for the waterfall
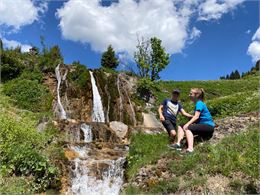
[55,64,67,120]
[80,123,93,143]
[89,71,105,122]
[70,156,125,195]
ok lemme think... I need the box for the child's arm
[158,105,165,121]
[180,108,193,118]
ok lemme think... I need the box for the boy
[158,89,193,146]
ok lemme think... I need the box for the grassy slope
[151,74,259,124]
[124,74,260,194]
[125,124,259,194]
[0,86,64,194]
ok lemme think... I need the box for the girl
[174,88,215,153]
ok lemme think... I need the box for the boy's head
[172,89,180,101]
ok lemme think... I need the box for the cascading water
[80,123,93,143]
[67,71,126,195]
[55,64,67,120]
[89,71,105,122]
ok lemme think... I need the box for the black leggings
[187,124,214,140]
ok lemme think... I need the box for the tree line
[220,60,259,80]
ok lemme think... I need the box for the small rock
[109,121,128,139]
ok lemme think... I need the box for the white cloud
[245,29,251,34]
[248,27,260,62]
[189,27,201,43]
[0,0,47,30]
[2,38,32,52]
[198,0,244,21]
[56,0,196,56]
[56,0,245,56]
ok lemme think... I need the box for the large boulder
[109,121,128,139]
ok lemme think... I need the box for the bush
[207,91,259,117]
[67,61,90,89]
[136,78,159,102]
[3,79,52,112]
[0,113,59,192]
[19,70,44,83]
[1,51,24,82]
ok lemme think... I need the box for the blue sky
[1,0,259,81]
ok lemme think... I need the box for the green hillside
[124,74,260,194]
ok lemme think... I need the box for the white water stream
[89,71,105,122]
[55,64,67,120]
[68,71,125,195]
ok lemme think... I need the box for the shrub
[0,113,58,192]
[67,61,90,89]
[3,79,52,112]
[136,77,159,102]
[19,70,44,83]
[1,51,24,82]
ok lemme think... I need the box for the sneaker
[185,149,194,154]
[168,143,182,150]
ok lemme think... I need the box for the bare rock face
[109,121,129,139]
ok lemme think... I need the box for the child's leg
[185,129,194,151]
[177,126,184,145]
[169,130,176,144]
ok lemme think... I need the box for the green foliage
[101,45,119,69]
[207,91,259,118]
[1,50,24,82]
[169,124,259,179]
[134,37,150,78]
[68,61,90,89]
[0,176,33,194]
[0,113,59,192]
[125,124,259,193]
[136,77,159,101]
[3,78,52,112]
[126,133,168,178]
[19,70,44,83]
[150,37,170,81]
[38,45,63,73]
[134,37,170,81]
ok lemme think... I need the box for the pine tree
[101,45,119,69]
[229,71,235,80]
[234,70,240,79]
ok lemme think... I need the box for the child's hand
[160,115,165,121]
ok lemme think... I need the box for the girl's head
[189,88,205,102]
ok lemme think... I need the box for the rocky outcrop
[45,65,141,126]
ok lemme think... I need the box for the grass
[126,133,169,179]
[125,123,259,194]
[0,85,64,193]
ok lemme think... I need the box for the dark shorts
[187,124,214,140]
[162,120,177,135]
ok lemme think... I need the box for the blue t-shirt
[194,100,215,127]
[161,99,182,123]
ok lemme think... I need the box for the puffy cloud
[56,0,244,56]
[189,27,201,43]
[2,38,32,52]
[247,27,260,62]
[0,0,47,30]
[198,0,244,21]
[56,0,195,55]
